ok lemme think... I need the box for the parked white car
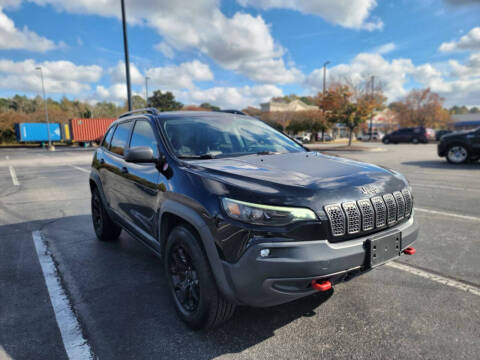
[357,131,384,141]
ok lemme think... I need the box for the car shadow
[402,160,479,170]
[0,215,334,360]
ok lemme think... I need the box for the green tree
[148,90,183,112]
[200,102,220,111]
[132,95,147,109]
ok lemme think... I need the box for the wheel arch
[158,200,237,303]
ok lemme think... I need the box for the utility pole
[121,0,132,111]
[36,67,53,150]
[145,76,150,107]
[322,61,330,142]
[369,75,375,141]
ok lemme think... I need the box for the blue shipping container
[15,123,62,142]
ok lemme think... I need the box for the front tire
[383,138,390,144]
[91,187,122,241]
[165,226,236,330]
[446,144,469,164]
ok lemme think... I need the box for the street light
[369,75,375,141]
[145,76,150,107]
[120,0,132,111]
[322,61,330,142]
[36,66,53,150]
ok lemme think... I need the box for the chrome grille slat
[324,204,345,237]
[357,199,375,231]
[325,188,412,238]
[383,193,397,225]
[393,191,405,220]
[402,189,413,217]
[371,196,387,228]
[342,202,361,234]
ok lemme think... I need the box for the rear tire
[165,226,236,330]
[411,138,419,144]
[91,187,122,241]
[446,144,469,164]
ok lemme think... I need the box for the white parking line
[32,231,94,360]
[415,207,480,222]
[9,165,19,186]
[386,261,480,297]
[71,165,90,174]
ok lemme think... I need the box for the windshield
[162,115,305,158]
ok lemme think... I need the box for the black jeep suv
[437,128,480,164]
[89,109,419,329]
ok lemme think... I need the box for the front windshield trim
[158,115,307,160]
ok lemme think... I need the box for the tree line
[0,82,465,145]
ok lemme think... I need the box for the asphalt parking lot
[0,144,479,360]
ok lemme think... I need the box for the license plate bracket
[367,232,401,268]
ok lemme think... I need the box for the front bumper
[222,213,419,307]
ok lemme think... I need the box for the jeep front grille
[383,193,397,225]
[402,188,412,217]
[342,202,361,234]
[371,196,387,228]
[393,191,405,221]
[357,199,375,231]
[324,188,412,238]
[324,204,345,236]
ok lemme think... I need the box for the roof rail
[119,107,160,118]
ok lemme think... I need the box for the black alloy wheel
[169,245,200,313]
[91,187,122,241]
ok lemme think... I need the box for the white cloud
[155,41,174,59]
[0,58,102,94]
[306,53,414,100]
[237,0,383,31]
[178,84,283,109]
[449,53,480,78]
[0,6,58,52]
[146,60,213,90]
[375,42,397,54]
[439,27,480,52]
[108,62,144,85]
[23,0,300,83]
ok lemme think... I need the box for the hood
[185,152,408,212]
[441,129,476,140]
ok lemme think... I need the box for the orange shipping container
[69,118,116,142]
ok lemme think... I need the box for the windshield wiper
[177,153,216,160]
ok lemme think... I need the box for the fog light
[260,249,270,257]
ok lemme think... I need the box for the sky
[0,0,479,109]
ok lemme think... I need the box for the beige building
[260,99,319,112]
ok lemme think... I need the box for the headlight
[221,198,317,226]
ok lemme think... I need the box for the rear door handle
[121,167,129,174]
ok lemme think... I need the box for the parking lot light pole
[145,76,150,107]
[36,66,54,151]
[322,61,330,142]
[121,0,132,111]
[369,75,375,141]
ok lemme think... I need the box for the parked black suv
[89,109,419,329]
[437,128,480,163]
[382,127,430,144]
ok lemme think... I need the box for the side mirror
[125,146,157,163]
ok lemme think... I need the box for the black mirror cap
[125,146,157,163]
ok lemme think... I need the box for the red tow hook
[403,246,416,255]
[311,279,332,292]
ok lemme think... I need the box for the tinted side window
[130,120,159,157]
[102,125,116,149]
[110,122,132,156]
